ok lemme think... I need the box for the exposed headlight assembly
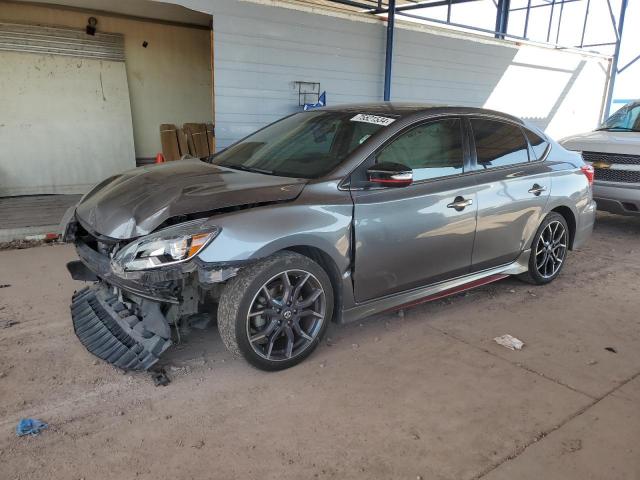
[113,221,220,271]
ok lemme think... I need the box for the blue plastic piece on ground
[16,418,48,437]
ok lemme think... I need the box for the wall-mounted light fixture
[86,17,98,36]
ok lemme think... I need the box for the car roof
[319,102,527,126]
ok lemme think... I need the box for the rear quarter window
[525,129,549,160]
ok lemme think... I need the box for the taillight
[581,164,594,186]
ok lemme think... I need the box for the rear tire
[217,251,333,371]
[519,212,569,285]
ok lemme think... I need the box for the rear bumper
[593,182,640,216]
[573,199,596,250]
[71,285,172,370]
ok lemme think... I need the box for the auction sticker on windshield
[350,114,396,126]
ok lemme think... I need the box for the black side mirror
[367,162,413,187]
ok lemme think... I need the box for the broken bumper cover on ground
[71,285,172,370]
[67,238,183,370]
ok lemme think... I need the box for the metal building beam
[324,0,383,11]
[603,0,628,119]
[375,0,479,14]
[618,53,640,74]
[555,0,565,44]
[579,0,591,47]
[546,0,556,43]
[522,0,532,38]
[384,0,396,101]
[511,0,580,12]
[494,0,510,39]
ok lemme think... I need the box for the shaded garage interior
[0,0,213,196]
[1,0,214,239]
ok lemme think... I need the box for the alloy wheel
[246,270,326,361]
[535,220,567,279]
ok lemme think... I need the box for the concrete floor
[0,212,639,480]
[0,195,81,242]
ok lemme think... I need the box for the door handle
[447,196,473,211]
[528,184,547,196]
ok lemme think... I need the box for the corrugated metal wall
[0,22,125,61]
[391,27,607,137]
[391,28,515,107]
[166,0,609,148]
[209,1,385,147]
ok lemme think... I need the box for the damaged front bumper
[69,239,187,303]
[71,285,172,370]
[66,225,242,371]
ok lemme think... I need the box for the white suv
[560,100,640,216]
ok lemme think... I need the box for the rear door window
[524,129,549,160]
[471,119,529,168]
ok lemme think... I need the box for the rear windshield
[213,111,394,178]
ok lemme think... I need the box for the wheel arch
[281,245,344,323]
[549,205,576,249]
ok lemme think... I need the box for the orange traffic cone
[155,153,165,164]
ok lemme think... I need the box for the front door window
[376,119,464,182]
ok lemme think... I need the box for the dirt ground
[1,212,639,480]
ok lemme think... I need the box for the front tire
[217,251,333,371]
[519,212,569,285]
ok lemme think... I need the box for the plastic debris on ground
[494,334,524,351]
[151,367,170,386]
[16,418,49,437]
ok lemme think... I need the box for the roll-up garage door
[0,22,136,196]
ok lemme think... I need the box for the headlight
[113,221,220,271]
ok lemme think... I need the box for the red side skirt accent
[387,274,509,314]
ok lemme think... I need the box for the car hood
[559,130,640,155]
[75,159,306,239]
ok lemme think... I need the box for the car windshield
[213,111,394,178]
[597,102,640,132]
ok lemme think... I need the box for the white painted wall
[1,3,212,160]
[171,0,609,148]
[0,50,136,196]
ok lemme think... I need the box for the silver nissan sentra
[62,103,596,371]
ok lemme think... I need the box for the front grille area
[583,151,640,166]
[583,152,640,184]
[593,168,640,183]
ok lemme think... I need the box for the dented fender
[197,183,354,274]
